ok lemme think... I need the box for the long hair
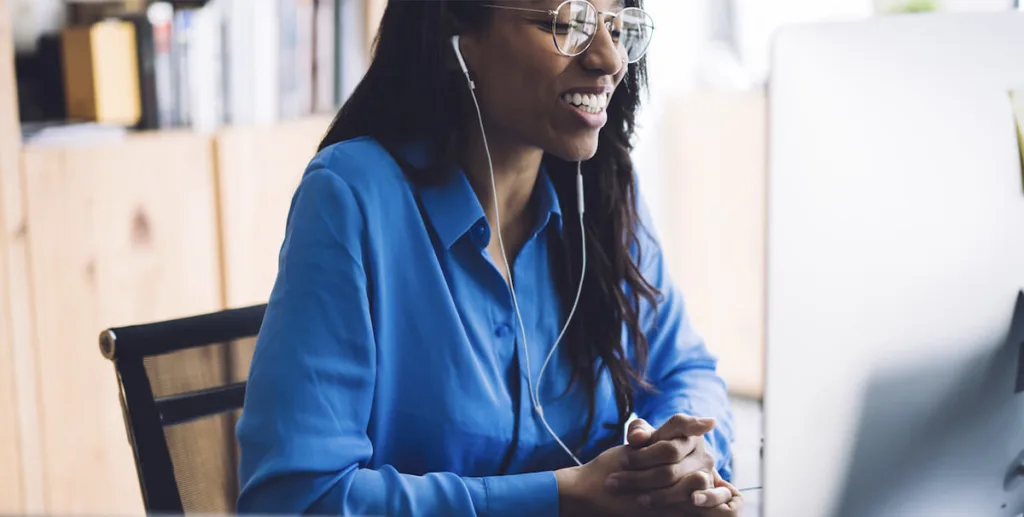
[319,0,659,454]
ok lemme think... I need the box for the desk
[743,490,762,517]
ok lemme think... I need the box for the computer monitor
[763,12,1024,517]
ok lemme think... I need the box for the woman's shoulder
[301,136,411,199]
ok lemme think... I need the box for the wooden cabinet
[215,116,332,309]
[20,132,223,514]
[5,121,333,514]
[0,0,31,512]
[0,295,24,514]
[660,91,768,400]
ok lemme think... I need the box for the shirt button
[472,222,488,245]
[495,324,512,338]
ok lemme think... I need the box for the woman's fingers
[651,413,716,442]
[697,476,743,515]
[606,462,681,491]
[701,498,744,516]
[635,470,712,508]
[692,486,734,508]
[626,418,656,449]
[623,437,698,469]
[608,453,709,491]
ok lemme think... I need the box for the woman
[236,0,741,516]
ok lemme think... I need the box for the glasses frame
[481,0,655,64]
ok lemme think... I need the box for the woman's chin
[546,135,600,163]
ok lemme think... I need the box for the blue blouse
[235,137,735,517]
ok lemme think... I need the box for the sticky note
[1012,87,1024,191]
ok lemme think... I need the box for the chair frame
[99,304,266,513]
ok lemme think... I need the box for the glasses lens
[613,7,654,63]
[553,0,599,56]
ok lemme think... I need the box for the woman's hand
[605,414,742,515]
[555,446,654,517]
[694,470,743,516]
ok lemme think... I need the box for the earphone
[451,35,588,467]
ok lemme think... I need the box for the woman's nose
[579,20,625,76]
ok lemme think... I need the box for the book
[148,2,176,128]
[224,0,253,125]
[296,0,316,117]
[61,19,142,126]
[313,0,336,114]
[252,0,280,125]
[172,8,193,127]
[188,0,224,133]
[125,13,159,130]
[51,0,369,131]
[336,0,366,106]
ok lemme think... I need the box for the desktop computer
[763,11,1024,517]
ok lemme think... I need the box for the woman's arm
[630,198,736,482]
[235,167,558,517]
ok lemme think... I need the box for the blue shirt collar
[531,166,564,238]
[402,141,563,250]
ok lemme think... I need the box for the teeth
[563,92,610,113]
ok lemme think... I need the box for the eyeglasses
[481,0,655,64]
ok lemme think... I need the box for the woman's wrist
[554,467,584,517]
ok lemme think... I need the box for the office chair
[99,304,266,514]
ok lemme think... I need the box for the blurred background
[0,0,1019,515]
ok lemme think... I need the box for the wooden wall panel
[0,252,25,515]
[214,116,330,309]
[0,0,34,511]
[660,91,767,400]
[21,131,224,514]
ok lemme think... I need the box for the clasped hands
[556,414,742,517]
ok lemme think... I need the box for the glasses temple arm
[480,4,557,15]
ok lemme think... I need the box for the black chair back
[99,304,266,514]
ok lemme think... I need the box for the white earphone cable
[461,57,586,467]
[536,161,586,397]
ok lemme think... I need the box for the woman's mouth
[560,92,611,114]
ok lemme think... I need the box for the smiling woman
[234,1,738,516]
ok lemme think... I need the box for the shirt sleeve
[630,193,737,482]
[235,167,559,517]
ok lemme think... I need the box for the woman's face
[458,0,630,162]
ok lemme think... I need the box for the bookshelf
[22,130,222,514]
[0,0,383,514]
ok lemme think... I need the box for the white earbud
[453,32,587,467]
[450,35,474,89]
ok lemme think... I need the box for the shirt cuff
[466,471,559,517]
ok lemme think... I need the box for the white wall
[632,0,711,231]
[633,0,875,232]
[633,0,1022,232]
